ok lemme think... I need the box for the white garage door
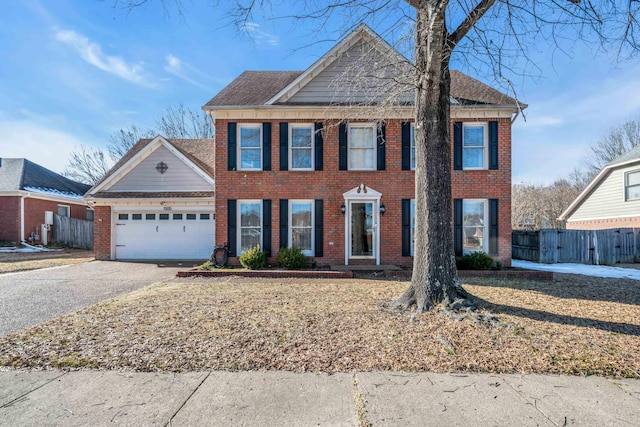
[114,211,214,260]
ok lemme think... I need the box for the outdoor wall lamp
[380,203,386,215]
[340,203,346,214]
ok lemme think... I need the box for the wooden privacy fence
[53,214,94,250]
[512,228,640,265]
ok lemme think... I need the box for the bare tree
[64,104,212,185]
[114,0,640,312]
[583,116,640,180]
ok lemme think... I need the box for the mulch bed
[0,274,638,378]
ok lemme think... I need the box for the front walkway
[0,370,638,426]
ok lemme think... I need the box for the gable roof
[0,158,90,197]
[559,146,640,220]
[204,24,521,109]
[87,136,215,198]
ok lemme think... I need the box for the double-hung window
[348,124,375,170]
[410,200,416,255]
[290,124,313,170]
[290,200,314,255]
[238,125,262,170]
[239,201,262,253]
[462,123,488,169]
[463,199,487,253]
[625,170,640,201]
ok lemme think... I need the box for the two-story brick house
[89,24,519,265]
[204,24,519,267]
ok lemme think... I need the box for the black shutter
[339,123,348,170]
[279,122,288,171]
[453,122,462,170]
[454,199,463,256]
[314,199,323,257]
[227,199,237,257]
[489,121,498,170]
[489,199,499,255]
[262,199,272,256]
[314,122,323,171]
[262,123,272,171]
[377,122,386,170]
[228,122,237,171]
[279,199,288,249]
[402,199,411,257]
[401,122,411,170]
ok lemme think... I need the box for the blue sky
[1,0,640,185]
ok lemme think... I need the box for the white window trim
[289,123,314,171]
[463,198,489,254]
[289,199,314,256]
[410,124,416,171]
[462,123,489,170]
[57,204,70,217]
[238,124,263,171]
[624,169,640,201]
[237,200,263,254]
[348,123,377,171]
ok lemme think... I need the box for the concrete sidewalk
[0,370,638,426]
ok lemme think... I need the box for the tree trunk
[387,2,467,312]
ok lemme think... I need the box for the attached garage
[113,210,214,260]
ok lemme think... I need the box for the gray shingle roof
[0,158,91,196]
[606,145,640,167]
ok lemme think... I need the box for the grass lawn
[0,249,94,274]
[0,274,638,378]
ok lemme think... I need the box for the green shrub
[457,252,493,270]
[238,245,267,269]
[276,247,308,270]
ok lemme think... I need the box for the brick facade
[0,195,87,244]
[94,205,112,260]
[215,117,512,267]
[566,217,640,230]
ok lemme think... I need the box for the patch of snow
[513,260,640,281]
[0,243,62,253]
[23,186,84,199]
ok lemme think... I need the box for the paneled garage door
[114,211,214,260]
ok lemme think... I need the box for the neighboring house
[0,158,91,244]
[560,146,640,229]
[90,24,520,265]
[86,137,216,260]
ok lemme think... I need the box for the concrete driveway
[0,261,182,338]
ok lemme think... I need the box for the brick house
[0,158,91,244]
[89,24,519,265]
[560,145,640,229]
[203,24,519,267]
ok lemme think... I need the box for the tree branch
[449,0,498,46]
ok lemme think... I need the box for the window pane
[463,148,484,168]
[291,149,312,169]
[241,148,261,169]
[349,127,374,148]
[291,203,312,227]
[349,148,374,169]
[292,228,312,252]
[200,213,211,220]
[132,214,142,220]
[86,210,94,221]
[173,214,183,220]
[627,186,640,200]
[118,214,128,220]
[291,127,312,148]
[159,214,169,220]
[58,206,69,216]
[186,214,196,220]
[464,126,485,147]
[463,200,485,254]
[241,228,261,252]
[146,214,156,220]
[627,171,640,186]
[240,127,261,147]
[241,203,261,227]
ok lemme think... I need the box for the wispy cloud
[243,22,279,47]
[164,54,209,89]
[54,28,156,88]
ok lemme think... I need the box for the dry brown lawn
[0,249,94,274]
[0,274,638,378]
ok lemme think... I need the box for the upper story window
[348,124,376,170]
[462,123,488,169]
[625,170,640,201]
[290,124,314,170]
[463,199,488,254]
[238,124,262,170]
[239,200,262,254]
[410,124,416,170]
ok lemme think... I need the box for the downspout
[20,193,26,243]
